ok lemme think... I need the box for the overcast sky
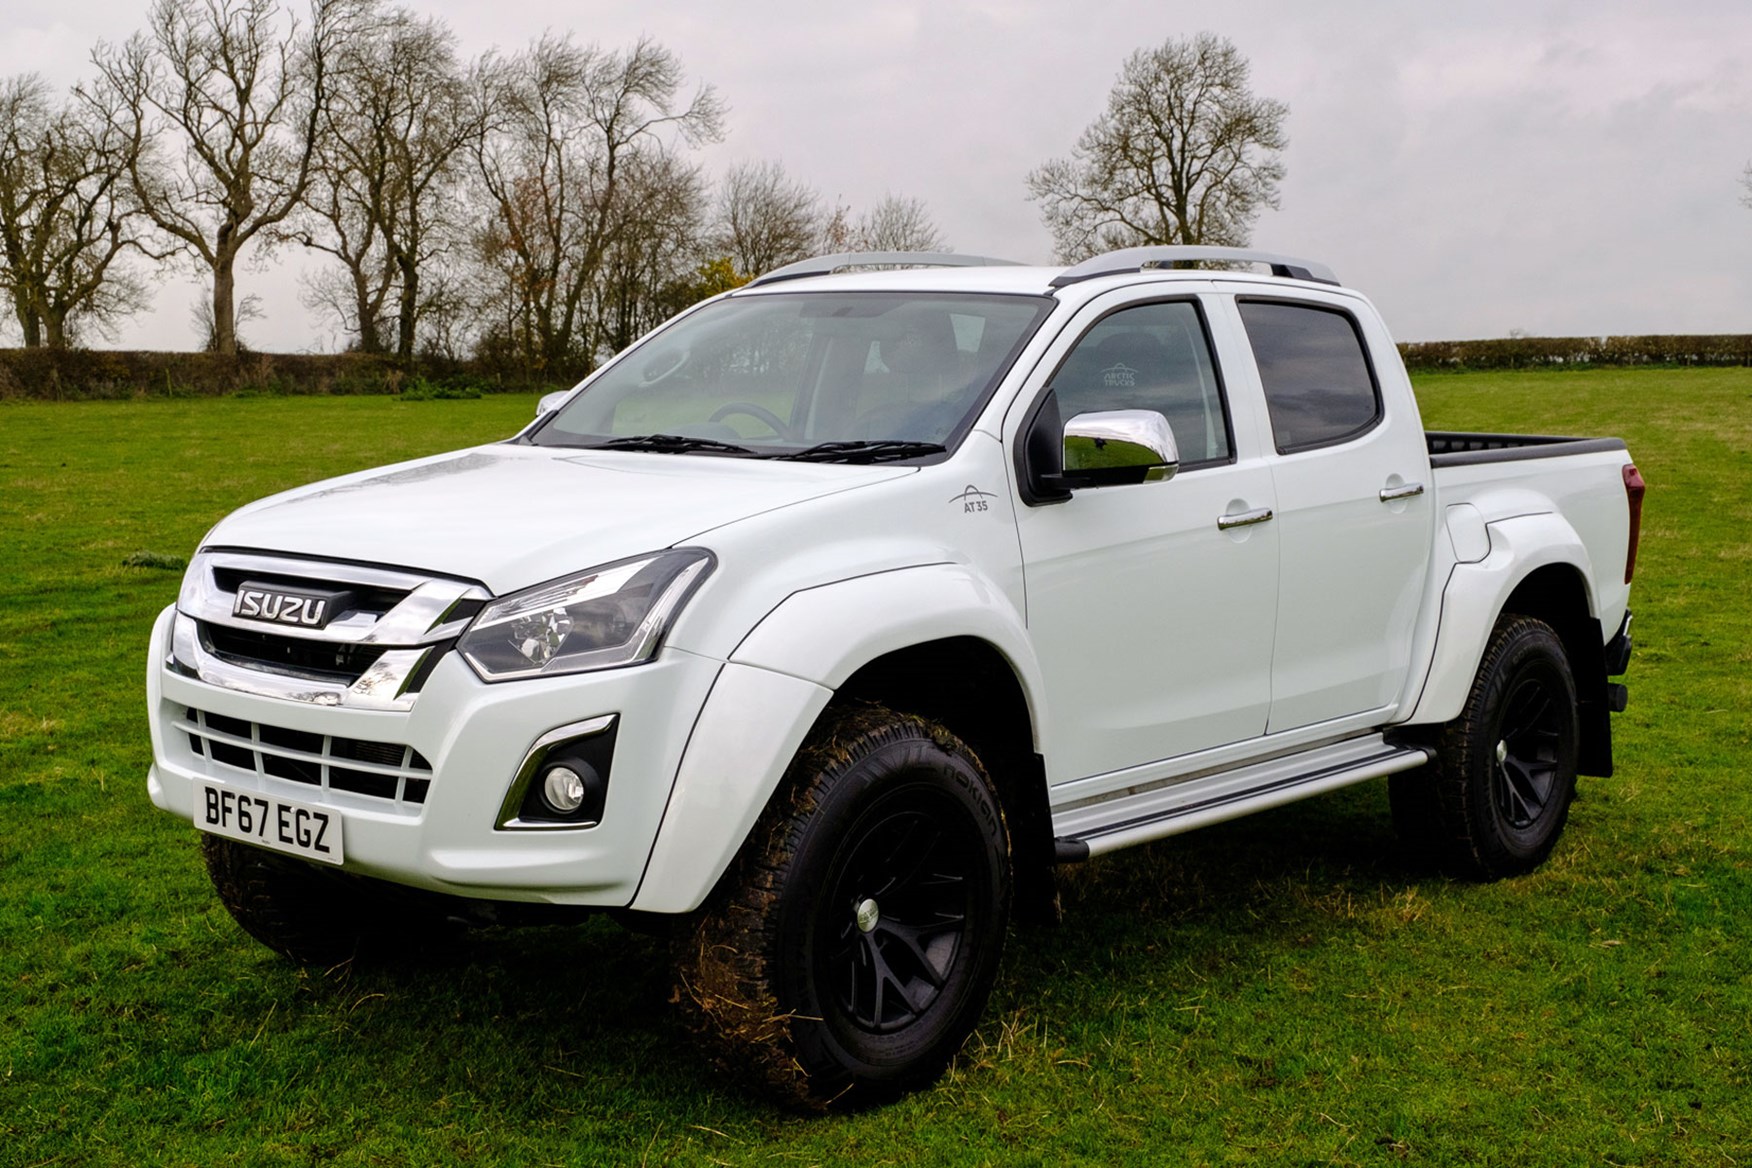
[9,0,1752,348]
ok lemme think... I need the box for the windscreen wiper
[775,440,948,464]
[589,434,754,455]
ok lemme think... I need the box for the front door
[1014,297,1280,784]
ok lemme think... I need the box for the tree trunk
[11,294,42,349]
[213,232,238,356]
[352,266,382,354]
[42,309,67,350]
[395,254,417,361]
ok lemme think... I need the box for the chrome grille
[199,622,392,684]
[179,707,433,806]
[172,551,492,710]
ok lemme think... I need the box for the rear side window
[1238,301,1381,453]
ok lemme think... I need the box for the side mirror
[1053,410,1179,489]
[536,390,571,417]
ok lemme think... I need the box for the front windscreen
[530,291,1052,456]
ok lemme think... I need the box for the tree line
[2,5,1286,374]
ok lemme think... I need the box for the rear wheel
[1389,615,1580,879]
[674,706,1011,1108]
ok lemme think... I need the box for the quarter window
[1238,301,1381,453]
[1048,301,1232,466]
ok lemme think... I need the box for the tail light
[1622,463,1645,584]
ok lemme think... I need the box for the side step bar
[1052,734,1430,860]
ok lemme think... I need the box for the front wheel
[674,706,1011,1108]
[202,834,456,966]
[1389,614,1580,879]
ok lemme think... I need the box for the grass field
[1,368,1748,1166]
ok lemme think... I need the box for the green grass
[1,370,1748,1165]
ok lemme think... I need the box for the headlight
[458,549,713,681]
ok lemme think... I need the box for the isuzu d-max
[146,246,1642,1106]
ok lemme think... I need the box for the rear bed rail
[1427,431,1628,467]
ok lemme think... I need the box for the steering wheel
[640,346,691,385]
[708,401,790,438]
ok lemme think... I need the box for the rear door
[1228,295,1434,732]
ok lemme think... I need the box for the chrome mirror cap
[536,389,571,417]
[1060,410,1180,488]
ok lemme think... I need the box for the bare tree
[0,74,152,347]
[1027,33,1287,260]
[592,149,708,355]
[710,160,820,278]
[472,35,723,375]
[289,2,482,358]
[851,194,946,252]
[91,0,340,354]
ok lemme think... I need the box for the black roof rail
[1049,246,1340,288]
[747,251,1025,287]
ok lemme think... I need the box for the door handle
[1217,507,1274,531]
[1378,482,1426,502]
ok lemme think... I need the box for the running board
[1052,734,1430,859]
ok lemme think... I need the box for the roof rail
[748,251,1025,287]
[1049,246,1339,288]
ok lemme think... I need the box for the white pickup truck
[146,247,1642,1106]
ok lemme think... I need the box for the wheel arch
[633,565,1054,917]
[1406,512,1613,775]
[1499,563,1614,777]
[834,637,1057,924]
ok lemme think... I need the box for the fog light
[542,765,588,814]
[498,716,617,830]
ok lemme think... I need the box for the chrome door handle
[1217,507,1274,531]
[1379,482,1426,502]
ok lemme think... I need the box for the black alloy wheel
[816,782,980,1037]
[674,706,1011,1108]
[1491,662,1568,833]
[1389,614,1580,879]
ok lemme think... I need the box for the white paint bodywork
[145,263,1638,914]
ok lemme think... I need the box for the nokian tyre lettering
[1389,615,1580,879]
[672,705,1011,1109]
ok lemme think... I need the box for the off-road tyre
[202,834,456,967]
[673,705,1012,1109]
[1389,614,1580,880]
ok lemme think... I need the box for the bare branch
[1027,32,1287,260]
[88,0,336,353]
[0,71,154,347]
[710,160,821,278]
[470,34,720,374]
[288,0,483,356]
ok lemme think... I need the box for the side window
[1238,300,1381,453]
[1048,301,1232,466]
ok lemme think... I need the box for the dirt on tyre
[673,705,1012,1109]
[1389,614,1580,879]
[202,833,455,967]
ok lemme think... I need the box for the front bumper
[145,605,722,905]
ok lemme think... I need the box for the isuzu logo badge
[233,581,347,629]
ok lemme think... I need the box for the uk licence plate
[195,780,345,865]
